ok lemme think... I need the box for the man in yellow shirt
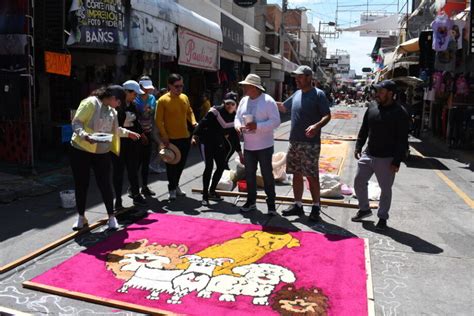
[155,73,197,200]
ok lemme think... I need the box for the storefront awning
[392,76,423,87]
[397,37,419,54]
[283,57,299,73]
[260,51,283,69]
[131,0,222,42]
[243,44,261,64]
[220,48,241,62]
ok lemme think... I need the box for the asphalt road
[0,105,473,315]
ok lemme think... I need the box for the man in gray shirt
[277,66,331,221]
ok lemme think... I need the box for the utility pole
[280,0,287,58]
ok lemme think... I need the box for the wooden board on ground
[192,189,378,209]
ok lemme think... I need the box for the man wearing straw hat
[277,65,331,222]
[235,74,281,215]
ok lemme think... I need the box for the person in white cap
[155,73,198,200]
[135,76,159,196]
[235,74,281,215]
[111,80,147,210]
[276,65,331,222]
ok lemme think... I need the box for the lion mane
[270,284,329,316]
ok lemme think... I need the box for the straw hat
[239,74,265,91]
[159,143,181,165]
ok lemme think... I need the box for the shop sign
[233,0,257,8]
[44,51,72,76]
[129,10,177,56]
[221,13,244,54]
[66,0,127,49]
[441,0,466,17]
[178,28,218,71]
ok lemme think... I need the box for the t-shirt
[135,94,156,133]
[283,88,331,144]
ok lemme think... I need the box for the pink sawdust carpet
[28,213,369,315]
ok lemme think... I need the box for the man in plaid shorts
[277,66,331,222]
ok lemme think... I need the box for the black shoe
[240,201,257,212]
[309,205,321,222]
[141,186,156,196]
[375,219,388,231]
[132,194,147,206]
[351,209,372,222]
[208,192,223,201]
[282,204,304,217]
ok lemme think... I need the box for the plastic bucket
[60,190,76,208]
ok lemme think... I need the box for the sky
[267,0,406,75]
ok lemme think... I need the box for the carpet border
[22,281,178,316]
[364,238,375,316]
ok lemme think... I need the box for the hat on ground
[373,80,398,92]
[223,91,238,105]
[292,65,313,76]
[239,74,265,91]
[122,80,145,94]
[159,143,181,165]
[139,79,155,90]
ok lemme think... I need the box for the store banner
[44,51,72,76]
[129,10,177,56]
[66,0,127,49]
[221,13,243,54]
[178,28,218,71]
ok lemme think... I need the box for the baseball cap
[122,80,145,94]
[373,80,398,92]
[139,78,155,90]
[292,65,313,76]
[223,91,238,105]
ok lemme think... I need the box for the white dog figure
[198,263,296,305]
[167,255,233,304]
[117,253,184,300]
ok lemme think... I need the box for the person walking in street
[193,91,244,206]
[351,80,410,231]
[135,76,158,196]
[70,85,140,231]
[235,74,281,215]
[112,80,147,210]
[155,74,198,200]
[276,65,331,222]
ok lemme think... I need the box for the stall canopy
[342,14,399,33]
[397,37,420,54]
[131,0,222,42]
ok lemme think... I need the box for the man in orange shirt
[155,74,197,200]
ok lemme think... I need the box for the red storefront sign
[178,27,218,71]
[441,0,466,17]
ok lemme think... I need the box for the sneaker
[107,216,119,230]
[240,201,257,212]
[132,194,147,206]
[72,216,88,231]
[375,219,388,231]
[202,199,210,206]
[169,190,177,201]
[141,186,156,196]
[114,199,124,211]
[282,204,304,217]
[176,186,186,196]
[268,209,278,216]
[208,192,223,201]
[309,205,321,222]
[351,209,372,222]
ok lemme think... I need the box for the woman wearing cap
[112,80,147,210]
[70,85,140,231]
[193,92,243,206]
[135,76,159,196]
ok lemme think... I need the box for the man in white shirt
[235,74,281,215]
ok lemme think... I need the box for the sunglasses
[225,101,237,106]
[173,84,184,88]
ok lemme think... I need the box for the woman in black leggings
[70,85,140,231]
[192,92,243,206]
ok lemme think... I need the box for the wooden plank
[22,281,175,315]
[364,238,375,316]
[192,188,378,209]
[0,208,132,275]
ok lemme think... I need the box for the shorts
[286,141,321,177]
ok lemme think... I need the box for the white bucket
[60,190,76,208]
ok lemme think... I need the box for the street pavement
[0,105,473,315]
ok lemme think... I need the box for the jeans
[354,153,396,220]
[166,138,191,191]
[244,146,276,210]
